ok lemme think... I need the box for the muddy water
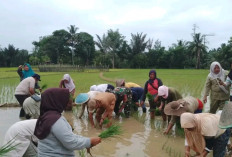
[0,107,187,157]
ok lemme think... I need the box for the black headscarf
[34,88,70,140]
[148,69,157,84]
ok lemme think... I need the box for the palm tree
[95,29,125,68]
[67,25,79,65]
[130,32,148,54]
[188,33,207,69]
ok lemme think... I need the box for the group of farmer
[2,61,232,157]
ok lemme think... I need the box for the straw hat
[164,99,188,116]
[75,93,89,104]
[219,101,232,129]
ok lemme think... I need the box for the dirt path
[99,72,116,83]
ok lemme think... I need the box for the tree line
[1,25,232,69]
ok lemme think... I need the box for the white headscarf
[208,61,225,81]
[63,74,75,92]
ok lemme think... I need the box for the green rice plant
[78,149,86,157]
[41,84,48,90]
[0,137,18,156]
[98,124,122,138]
[102,118,110,125]
[175,121,185,137]
[0,85,17,104]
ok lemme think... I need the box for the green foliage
[98,124,122,138]
[41,84,48,90]
[102,118,110,125]
[78,149,86,157]
[0,137,18,156]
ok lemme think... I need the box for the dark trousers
[15,94,30,117]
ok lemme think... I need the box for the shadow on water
[0,106,186,157]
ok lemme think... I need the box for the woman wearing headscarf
[59,74,76,96]
[155,85,182,123]
[34,88,101,157]
[59,74,76,110]
[181,112,231,157]
[203,61,230,113]
[140,70,163,119]
[17,63,35,81]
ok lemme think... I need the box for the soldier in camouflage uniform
[111,87,133,118]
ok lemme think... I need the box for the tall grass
[0,85,17,104]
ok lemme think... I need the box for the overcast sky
[0,0,232,52]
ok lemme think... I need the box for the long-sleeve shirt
[3,119,38,157]
[204,76,229,100]
[38,116,91,157]
[141,78,163,101]
[131,87,144,102]
[169,96,199,124]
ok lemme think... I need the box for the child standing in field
[59,74,76,110]
[140,70,163,119]
[203,61,229,113]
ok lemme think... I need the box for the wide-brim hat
[164,99,188,116]
[219,101,232,129]
[75,93,89,104]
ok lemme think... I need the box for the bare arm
[88,112,95,128]
[29,87,35,95]
[79,103,86,119]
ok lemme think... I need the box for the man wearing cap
[163,96,203,135]
[15,73,41,117]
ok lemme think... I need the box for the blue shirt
[131,87,144,102]
[38,116,91,157]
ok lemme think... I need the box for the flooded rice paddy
[0,106,215,157]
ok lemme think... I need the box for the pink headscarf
[158,85,169,99]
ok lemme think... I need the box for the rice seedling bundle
[98,124,122,138]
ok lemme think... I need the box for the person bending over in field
[90,84,115,92]
[59,74,75,110]
[154,85,182,123]
[163,96,203,135]
[111,87,133,118]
